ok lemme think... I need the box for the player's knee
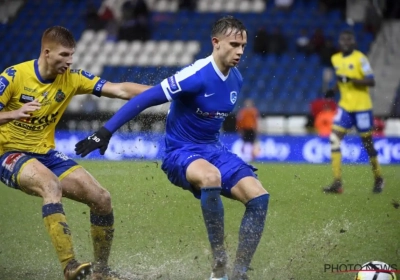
[41,178,62,201]
[92,189,112,213]
[329,132,341,151]
[201,170,222,187]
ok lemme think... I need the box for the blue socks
[200,187,225,260]
[234,193,270,275]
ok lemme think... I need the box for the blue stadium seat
[0,0,375,116]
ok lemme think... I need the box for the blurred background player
[323,30,384,194]
[0,26,150,279]
[236,98,260,162]
[75,16,270,280]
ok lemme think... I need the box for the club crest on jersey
[55,89,66,102]
[5,67,16,81]
[349,64,354,69]
[230,91,237,104]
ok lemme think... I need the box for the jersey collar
[210,55,229,81]
[34,60,56,84]
[342,50,354,58]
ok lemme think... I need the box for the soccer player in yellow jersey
[0,26,150,279]
[323,30,384,194]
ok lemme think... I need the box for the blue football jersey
[160,55,243,150]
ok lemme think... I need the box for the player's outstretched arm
[100,82,152,100]
[0,100,41,125]
[75,84,168,157]
[350,76,375,87]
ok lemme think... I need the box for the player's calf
[232,194,269,279]
[231,270,249,280]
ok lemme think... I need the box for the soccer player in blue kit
[75,16,270,280]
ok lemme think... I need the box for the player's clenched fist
[15,99,41,118]
[75,127,112,157]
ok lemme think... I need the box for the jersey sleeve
[160,65,204,101]
[73,69,108,97]
[0,68,17,111]
[359,55,374,78]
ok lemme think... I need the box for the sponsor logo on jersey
[82,70,95,80]
[5,67,16,81]
[55,89,66,102]
[19,94,35,103]
[15,111,59,131]
[0,76,10,96]
[0,102,4,111]
[55,151,70,161]
[70,69,80,74]
[94,79,107,94]
[195,108,229,119]
[24,86,37,92]
[230,91,237,104]
[167,76,180,93]
[2,153,25,172]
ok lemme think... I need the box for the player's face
[215,29,247,68]
[44,44,74,74]
[339,33,355,54]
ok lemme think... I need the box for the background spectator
[117,0,151,41]
[274,0,294,11]
[178,0,196,11]
[236,99,260,162]
[267,27,287,55]
[314,104,336,137]
[310,28,326,53]
[296,29,311,54]
[85,2,107,31]
[319,38,337,67]
[253,27,269,55]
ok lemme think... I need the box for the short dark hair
[211,16,247,37]
[42,26,76,48]
[340,29,355,37]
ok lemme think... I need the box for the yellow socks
[370,156,382,179]
[331,151,342,181]
[42,203,75,271]
[90,211,114,267]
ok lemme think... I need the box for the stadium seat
[287,116,308,135]
[260,116,286,134]
[384,119,400,136]
[0,0,376,117]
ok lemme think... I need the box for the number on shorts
[356,112,371,130]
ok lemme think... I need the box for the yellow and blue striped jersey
[331,50,374,112]
[0,60,106,154]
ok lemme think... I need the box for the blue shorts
[333,107,374,133]
[0,150,80,189]
[161,144,258,199]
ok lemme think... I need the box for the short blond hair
[42,26,76,48]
